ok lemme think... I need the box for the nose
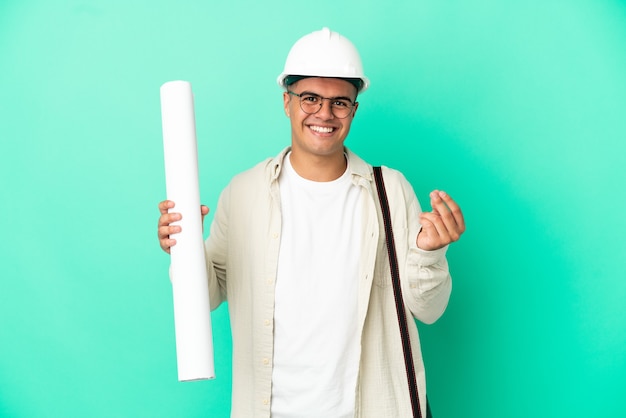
[316,98,335,119]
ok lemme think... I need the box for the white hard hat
[277,27,370,93]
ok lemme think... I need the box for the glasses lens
[299,94,320,114]
[331,99,352,118]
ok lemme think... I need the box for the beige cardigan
[204,147,451,418]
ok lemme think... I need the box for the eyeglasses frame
[287,90,357,119]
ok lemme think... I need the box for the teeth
[310,125,334,133]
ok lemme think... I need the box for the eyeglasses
[287,91,356,119]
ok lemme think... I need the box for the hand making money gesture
[416,190,465,251]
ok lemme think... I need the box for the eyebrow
[299,90,355,102]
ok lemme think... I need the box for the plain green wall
[1,1,625,417]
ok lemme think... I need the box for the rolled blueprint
[160,80,215,381]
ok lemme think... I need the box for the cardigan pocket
[374,226,408,288]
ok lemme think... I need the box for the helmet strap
[284,75,363,95]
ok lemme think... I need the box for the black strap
[373,166,423,418]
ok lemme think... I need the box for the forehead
[290,77,357,98]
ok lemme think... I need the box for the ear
[352,101,359,118]
[283,91,291,117]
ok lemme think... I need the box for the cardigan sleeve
[204,184,230,311]
[386,167,453,324]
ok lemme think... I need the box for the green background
[1,0,625,417]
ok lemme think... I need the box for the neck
[288,149,347,182]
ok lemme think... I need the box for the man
[158,27,465,418]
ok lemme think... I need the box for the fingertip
[430,190,441,201]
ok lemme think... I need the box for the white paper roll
[160,80,215,381]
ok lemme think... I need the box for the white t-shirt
[271,154,362,418]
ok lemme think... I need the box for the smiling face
[283,77,359,164]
